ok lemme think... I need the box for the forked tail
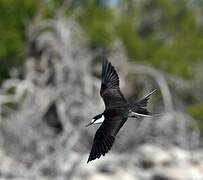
[129,89,157,117]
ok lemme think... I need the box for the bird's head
[86,113,104,127]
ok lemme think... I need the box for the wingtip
[101,55,108,64]
[87,136,115,164]
[87,156,94,163]
[87,156,91,163]
[101,55,107,60]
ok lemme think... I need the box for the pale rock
[153,163,203,180]
[88,169,135,180]
[137,144,172,168]
[170,146,191,163]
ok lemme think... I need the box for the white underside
[91,112,148,125]
[129,111,149,117]
[92,115,105,124]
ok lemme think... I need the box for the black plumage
[87,57,156,163]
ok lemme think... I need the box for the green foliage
[116,0,203,78]
[1,0,202,83]
[71,0,203,78]
[5,86,16,95]
[0,0,40,84]
[75,0,115,49]
[188,103,203,133]
[0,0,62,85]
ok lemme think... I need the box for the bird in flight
[86,57,156,163]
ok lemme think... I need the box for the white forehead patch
[93,115,104,125]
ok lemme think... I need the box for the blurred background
[0,0,203,179]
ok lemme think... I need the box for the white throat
[92,115,104,125]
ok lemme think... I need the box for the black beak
[85,122,93,127]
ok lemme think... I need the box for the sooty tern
[86,57,156,163]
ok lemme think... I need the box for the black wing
[100,57,126,109]
[87,116,127,163]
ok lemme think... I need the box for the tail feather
[130,89,156,116]
[136,89,157,107]
[134,107,151,115]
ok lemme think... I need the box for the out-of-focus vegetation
[0,0,203,132]
[117,0,203,78]
[1,0,203,81]
[188,103,203,132]
[0,0,37,83]
[0,0,61,84]
[74,0,203,78]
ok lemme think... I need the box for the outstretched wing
[100,57,126,109]
[87,116,126,163]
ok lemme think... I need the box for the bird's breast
[101,108,129,137]
[104,107,128,119]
